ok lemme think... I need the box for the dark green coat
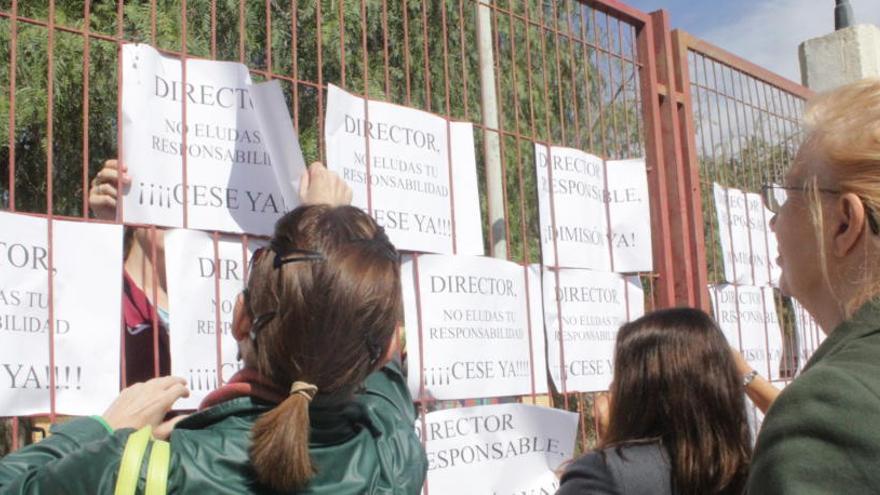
[747,299,880,494]
[0,362,427,494]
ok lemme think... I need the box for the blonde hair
[802,78,880,317]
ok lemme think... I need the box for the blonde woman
[747,78,880,493]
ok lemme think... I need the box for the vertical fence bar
[81,2,92,219]
[648,11,695,307]
[45,0,58,423]
[636,15,675,308]
[671,29,710,310]
[6,0,17,211]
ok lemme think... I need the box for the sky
[624,0,880,83]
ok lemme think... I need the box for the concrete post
[476,1,507,260]
[799,24,880,92]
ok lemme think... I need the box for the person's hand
[731,345,753,375]
[298,162,352,206]
[102,376,189,431]
[153,414,189,440]
[89,159,130,220]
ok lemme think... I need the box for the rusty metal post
[636,13,677,309]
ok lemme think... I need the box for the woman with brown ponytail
[0,165,427,494]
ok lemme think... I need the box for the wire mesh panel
[674,30,819,401]
[0,2,674,484]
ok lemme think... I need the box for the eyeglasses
[760,183,880,235]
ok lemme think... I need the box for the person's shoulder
[776,342,880,416]
[360,359,417,420]
[602,443,672,495]
[558,451,618,495]
[749,351,880,494]
[164,416,256,493]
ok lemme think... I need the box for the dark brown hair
[601,308,751,495]
[246,205,401,492]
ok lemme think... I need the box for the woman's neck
[125,240,168,310]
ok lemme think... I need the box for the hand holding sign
[89,159,131,221]
[299,162,353,207]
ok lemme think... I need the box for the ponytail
[244,206,401,491]
[250,392,315,491]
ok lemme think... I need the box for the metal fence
[671,29,818,385]
[0,0,819,480]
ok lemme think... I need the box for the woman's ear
[832,193,868,257]
[232,292,252,342]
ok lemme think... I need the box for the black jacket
[557,442,673,495]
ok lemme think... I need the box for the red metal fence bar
[675,28,815,385]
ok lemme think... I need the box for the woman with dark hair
[557,308,751,495]
[0,203,426,494]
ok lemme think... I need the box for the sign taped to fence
[165,229,264,409]
[121,43,303,235]
[324,84,483,255]
[710,284,784,381]
[791,299,824,374]
[606,158,653,272]
[713,184,779,286]
[418,403,578,494]
[544,268,644,393]
[535,144,610,270]
[402,255,547,400]
[0,212,123,416]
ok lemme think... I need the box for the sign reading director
[417,404,578,495]
[535,146,654,272]
[324,84,483,255]
[121,44,301,235]
[166,229,264,409]
[710,284,783,381]
[544,268,644,393]
[0,212,122,417]
[402,255,546,401]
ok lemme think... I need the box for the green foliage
[0,1,644,455]
[0,0,642,263]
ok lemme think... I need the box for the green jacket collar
[803,297,880,373]
[177,396,377,445]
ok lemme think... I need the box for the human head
[603,308,751,495]
[232,204,401,492]
[772,78,880,323]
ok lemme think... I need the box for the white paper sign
[122,43,303,235]
[791,299,824,374]
[606,158,653,272]
[713,184,779,286]
[544,268,645,393]
[418,404,578,495]
[402,255,547,400]
[745,192,779,287]
[251,80,307,209]
[710,284,784,381]
[165,229,263,409]
[535,144,610,270]
[0,212,122,416]
[324,84,483,255]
